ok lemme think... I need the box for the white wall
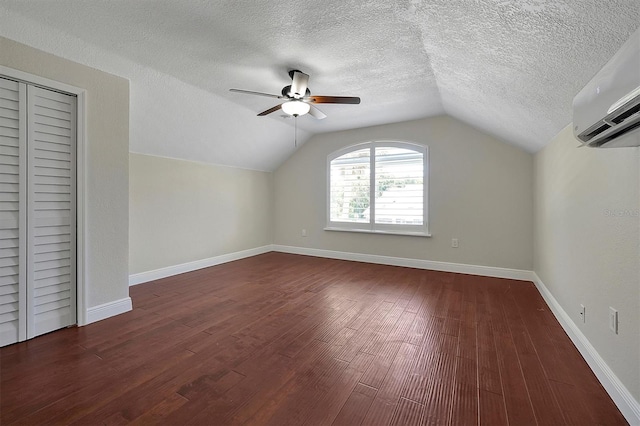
[0,37,130,310]
[534,125,640,402]
[129,154,273,274]
[274,115,534,271]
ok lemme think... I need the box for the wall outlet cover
[609,307,618,334]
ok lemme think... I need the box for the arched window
[326,141,429,236]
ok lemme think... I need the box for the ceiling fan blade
[308,105,327,120]
[257,104,283,116]
[290,71,309,99]
[308,95,361,104]
[229,88,282,99]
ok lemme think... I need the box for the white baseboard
[128,245,273,286]
[532,273,640,425]
[86,297,132,325]
[271,244,534,281]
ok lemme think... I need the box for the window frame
[325,140,430,237]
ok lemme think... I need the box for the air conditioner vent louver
[577,122,611,142]
[577,98,640,146]
[589,117,640,147]
[611,101,640,124]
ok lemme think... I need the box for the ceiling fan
[229,70,361,119]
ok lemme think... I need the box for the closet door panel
[0,78,26,346]
[27,86,76,338]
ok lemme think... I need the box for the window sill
[324,227,432,238]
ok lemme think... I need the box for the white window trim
[326,140,430,237]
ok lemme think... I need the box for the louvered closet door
[27,85,76,338]
[0,78,26,346]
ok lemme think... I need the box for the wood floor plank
[16,345,195,425]
[359,339,402,389]
[128,393,188,425]
[450,382,479,426]
[421,378,455,425]
[389,397,425,426]
[332,383,378,426]
[0,253,627,426]
[458,323,476,361]
[405,314,428,346]
[335,301,395,362]
[300,360,365,425]
[493,329,537,425]
[361,342,420,426]
[387,310,417,343]
[231,340,333,424]
[502,289,565,425]
[549,379,597,425]
[479,389,508,425]
[254,357,350,425]
[476,320,503,395]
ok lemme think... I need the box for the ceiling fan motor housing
[282,85,311,99]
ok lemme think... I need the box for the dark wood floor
[1,252,627,425]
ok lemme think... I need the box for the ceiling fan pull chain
[295,116,298,147]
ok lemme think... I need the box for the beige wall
[129,154,273,274]
[0,37,130,309]
[274,116,534,270]
[534,125,640,400]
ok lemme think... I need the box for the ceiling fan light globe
[282,101,310,116]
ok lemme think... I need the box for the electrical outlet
[301,229,307,237]
[451,238,459,248]
[609,307,618,334]
[579,304,585,323]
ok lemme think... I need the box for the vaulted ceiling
[1,1,639,170]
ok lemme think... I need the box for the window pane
[330,148,370,223]
[374,147,423,225]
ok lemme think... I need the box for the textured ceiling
[1,1,639,168]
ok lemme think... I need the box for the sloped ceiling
[1,1,639,170]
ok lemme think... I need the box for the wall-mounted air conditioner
[573,28,640,148]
